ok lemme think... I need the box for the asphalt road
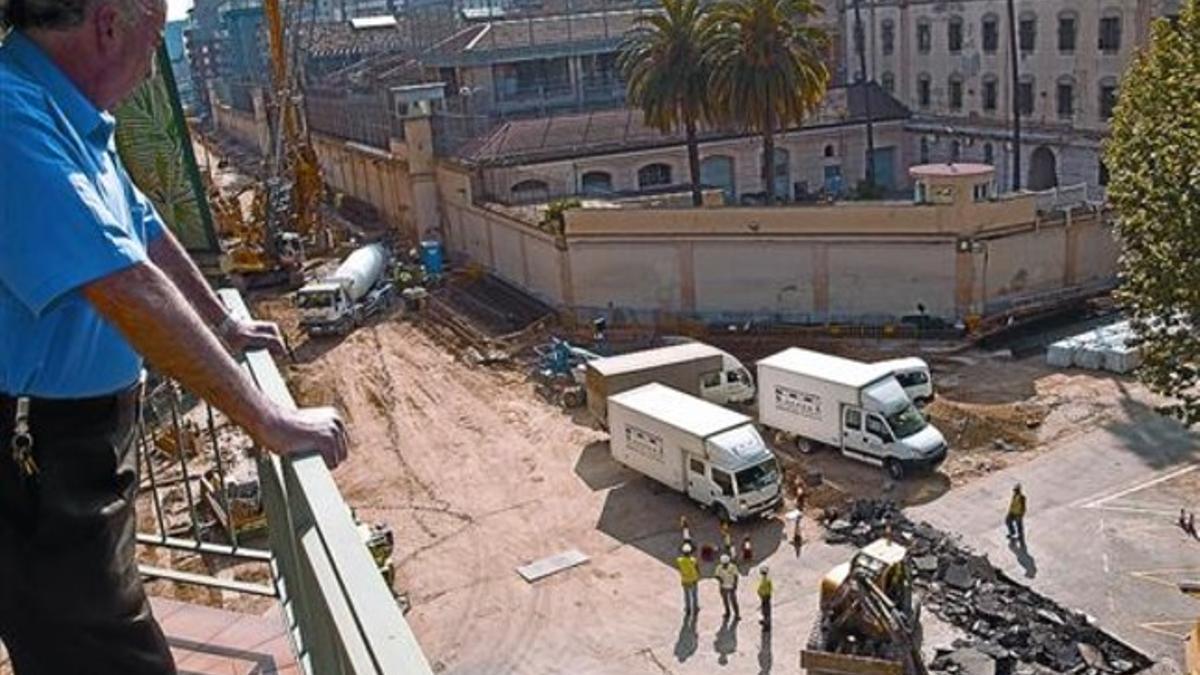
[911,396,1200,672]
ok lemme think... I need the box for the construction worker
[715,554,740,620]
[757,566,773,630]
[676,543,700,614]
[720,519,733,554]
[1006,484,1027,546]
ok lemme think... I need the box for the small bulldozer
[801,538,927,675]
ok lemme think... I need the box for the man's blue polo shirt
[0,32,166,398]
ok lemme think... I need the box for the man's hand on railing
[221,317,288,357]
[257,406,350,469]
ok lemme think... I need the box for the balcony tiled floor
[152,598,300,675]
[1,598,298,675]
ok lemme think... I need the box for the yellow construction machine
[220,0,328,287]
[801,538,927,675]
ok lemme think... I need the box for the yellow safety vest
[757,576,773,599]
[1009,492,1027,517]
[677,555,699,585]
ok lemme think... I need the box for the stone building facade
[839,0,1184,197]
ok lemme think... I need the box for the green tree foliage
[704,0,828,204]
[619,0,714,206]
[1105,0,1200,425]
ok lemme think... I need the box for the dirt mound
[925,398,1046,452]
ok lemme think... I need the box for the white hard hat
[681,543,693,554]
[720,554,731,564]
[760,565,769,575]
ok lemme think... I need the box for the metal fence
[135,288,432,674]
[305,89,405,150]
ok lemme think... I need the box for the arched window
[580,171,613,195]
[510,179,549,202]
[1099,9,1123,52]
[1058,10,1078,52]
[982,14,1000,53]
[637,163,672,189]
[948,15,964,53]
[823,144,836,158]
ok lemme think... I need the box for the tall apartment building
[841,0,1183,197]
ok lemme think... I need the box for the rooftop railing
[135,287,433,675]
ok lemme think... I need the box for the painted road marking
[1075,463,1199,512]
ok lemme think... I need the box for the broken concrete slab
[516,549,589,582]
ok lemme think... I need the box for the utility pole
[1006,0,1021,191]
[854,0,876,191]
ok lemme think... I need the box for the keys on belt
[10,397,38,477]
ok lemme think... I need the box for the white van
[875,357,934,405]
[608,384,782,522]
[757,348,947,480]
[659,336,756,403]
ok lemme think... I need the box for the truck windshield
[297,292,335,310]
[886,405,928,439]
[735,459,779,494]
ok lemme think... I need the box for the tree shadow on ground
[595,476,785,568]
[1101,381,1200,470]
[574,441,636,491]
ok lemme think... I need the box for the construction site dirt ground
[250,291,1197,674]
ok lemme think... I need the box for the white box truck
[607,383,782,522]
[757,348,947,480]
[585,343,755,425]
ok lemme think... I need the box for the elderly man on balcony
[0,1,349,673]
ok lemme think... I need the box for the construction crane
[221,0,327,287]
[802,538,928,675]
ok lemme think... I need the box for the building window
[920,137,930,164]
[951,140,961,161]
[881,71,895,94]
[1019,15,1037,52]
[1099,160,1110,186]
[638,163,672,189]
[1018,78,1035,116]
[1058,14,1077,52]
[824,144,836,158]
[1100,80,1118,120]
[1057,79,1074,118]
[983,142,994,165]
[948,16,964,53]
[973,182,991,201]
[917,20,931,54]
[982,15,999,53]
[948,76,963,110]
[982,76,998,112]
[510,179,550,202]
[581,171,613,195]
[917,74,931,107]
[881,19,895,55]
[1099,15,1122,51]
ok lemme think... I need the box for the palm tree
[619,0,713,206]
[705,0,829,204]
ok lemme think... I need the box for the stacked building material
[1045,321,1141,374]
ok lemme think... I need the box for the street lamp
[1006,0,1022,191]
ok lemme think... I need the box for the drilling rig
[220,0,328,287]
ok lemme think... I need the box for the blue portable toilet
[420,240,444,277]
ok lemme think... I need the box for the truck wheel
[715,504,731,524]
[795,437,818,454]
[884,459,904,481]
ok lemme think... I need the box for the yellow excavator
[218,0,328,287]
[802,538,927,675]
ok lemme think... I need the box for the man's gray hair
[5,0,155,30]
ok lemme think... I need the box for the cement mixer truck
[296,243,395,336]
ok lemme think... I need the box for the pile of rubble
[823,500,1153,675]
